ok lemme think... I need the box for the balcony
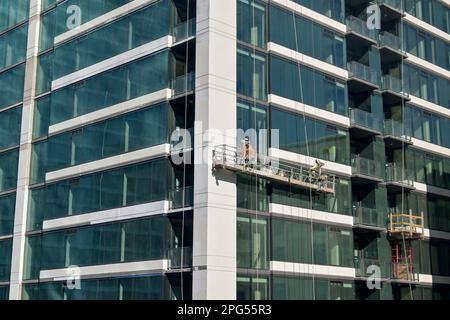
[346,16,378,47]
[353,203,386,230]
[168,247,193,269]
[171,72,195,97]
[351,156,384,185]
[383,119,413,148]
[347,61,379,93]
[378,31,406,64]
[376,0,405,21]
[349,108,383,138]
[172,19,196,44]
[169,186,194,210]
[380,75,410,105]
[384,164,415,192]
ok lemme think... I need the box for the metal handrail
[213,145,336,194]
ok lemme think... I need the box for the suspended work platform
[212,144,336,194]
[388,211,424,240]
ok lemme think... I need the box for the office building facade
[0,0,449,300]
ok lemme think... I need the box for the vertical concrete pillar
[192,0,237,300]
[9,0,41,300]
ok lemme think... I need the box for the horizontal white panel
[418,274,450,285]
[268,42,348,81]
[40,259,168,281]
[414,182,450,198]
[52,36,172,91]
[55,0,159,45]
[271,261,356,279]
[406,54,450,80]
[269,94,351,128]
[43,200,170,231]
[408,95,450,119]
[49,89,172,135]
[411,138,450,159]
[270,203,354,227]
[271,0,346,34]
[423,228,450,241]
[269,148,352,177]
[404,13,450,43]
[45,144,171,183]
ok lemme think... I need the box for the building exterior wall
[0,0,449,300]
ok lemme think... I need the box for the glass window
[24,214,188,280]
[269,5,345,68]
[237,0,266,48]
[0,105,22,150]
[0,23,28,70]
[33,50,169,135]
[0,149,19,193]
[271,107,350,165]
[0,0,30,32]
[30,103,170,184]
[42,1,169,79]
[237,215,269,269]
[27,159,191,230]
[0,193,16,236]
[270,56,347,115]
[0,239,12,282]
[0,63,25,110]
[237,47,267,100]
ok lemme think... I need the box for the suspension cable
[289,2,316,298]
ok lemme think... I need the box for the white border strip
[411,138,450,159]
[418,274,450,285]
[269,148,352,177]
[414,182,450,198]
[271,261,356,279]
[45,144,171,183]
[269,94,351,128]
[48,89,172,136]
[404,13,450,42]
[423,228,450,241]
[42,200,170,231]
[40,259,168,281]
[51,36,172,91]
[406,54,450,80]
[268,42,349,81]
[271,0,346,35]
[54,0,159,45]
[270,203,354,227]
[408,95,450,119]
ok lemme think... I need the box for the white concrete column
[192,0,237,300]
[9,0,41,300]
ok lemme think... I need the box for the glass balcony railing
[349,108,383,132]
[169,186,193,209]
[352,156,383,179]
[346,16,377,41]
[171,72,195,96]
[385,164,414,186]
[168,247,193,269]
[172,18,196,43]
[379,31,403,52]
[347,61,379,86]
[353,203,385,227]
[381,75,408,95]
[383,119,412,141]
